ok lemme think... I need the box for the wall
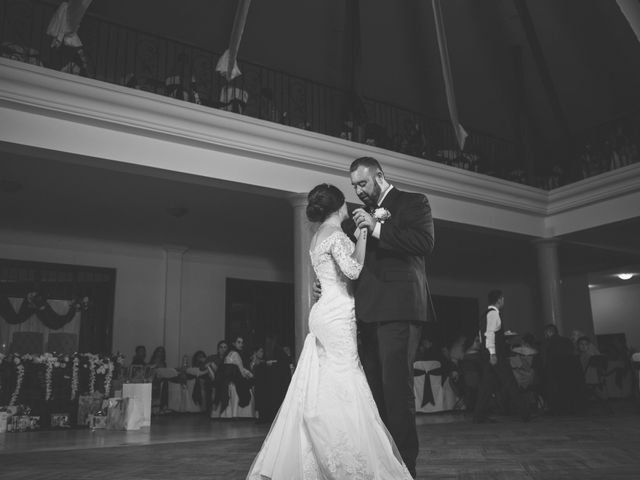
[430,275,540,340]
[560,273,596,339]
[590,283,640,350]
[0,228,291,366]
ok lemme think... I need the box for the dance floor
[1,404,639,479]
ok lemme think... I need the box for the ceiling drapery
[432,0,467,151]
[215,0,252,81]
[616,0,640,43]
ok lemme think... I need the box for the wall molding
[1,58,639,238]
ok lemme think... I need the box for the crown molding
[547,162,640,214]
[2,58,639,238]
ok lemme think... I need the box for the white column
[289,193,315,359]
[162,245,188,367]
[534,239,564,333]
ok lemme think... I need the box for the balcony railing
[2,0,638,189]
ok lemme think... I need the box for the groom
[348,156,435,478]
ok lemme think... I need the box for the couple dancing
[247,156,435,479]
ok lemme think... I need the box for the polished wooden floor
[1,402,639,479]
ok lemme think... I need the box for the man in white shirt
[473,290,530,423]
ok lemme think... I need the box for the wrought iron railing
[2,0,637,189]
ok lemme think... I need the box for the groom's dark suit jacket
[346,187,435,323]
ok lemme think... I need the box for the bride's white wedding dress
[247,231,412,480]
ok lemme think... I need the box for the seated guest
[512,333,539,356]
[206,340,229,374]
[226,336,253,379]
[192,350,212,410]
[149,346,167,368]
[511,334,541,390]
[541,324,585,414]
[577,336,601,385]
[212,336,254,415]
[148,346,168,414]
[130,345,147,366]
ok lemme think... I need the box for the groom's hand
[312,279,322,300]
[352,208,376,233]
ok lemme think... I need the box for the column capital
[162,244,189,256]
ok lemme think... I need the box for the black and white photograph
[1,0,640,478]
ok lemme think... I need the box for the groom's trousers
[359,320,422,476]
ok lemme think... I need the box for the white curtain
[0,298,81,352]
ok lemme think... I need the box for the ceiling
[1,148,639,286]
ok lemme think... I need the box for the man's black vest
[479,307,506,358]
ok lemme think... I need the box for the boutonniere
[373,208,391,223]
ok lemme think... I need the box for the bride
[247,183,412,479]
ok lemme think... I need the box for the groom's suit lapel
[380,186,401,213]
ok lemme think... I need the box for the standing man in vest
[473,289,530,423]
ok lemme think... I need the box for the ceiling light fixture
[617,273,633,281]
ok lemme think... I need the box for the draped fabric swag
[216,0,253,81]
[0,296,82,352]
[432,0,468,150]
[616,0,640,43]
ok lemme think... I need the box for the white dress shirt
[372,185,393,239]
[484,305,501,355]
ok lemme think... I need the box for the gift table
[0,352,124,430]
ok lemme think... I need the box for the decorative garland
[0,352,118,404]
[70,355,80,400]
[9,356,26,406]
[0,293,89,330]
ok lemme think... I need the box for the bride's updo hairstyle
[306,183,345,223]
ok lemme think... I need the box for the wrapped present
[103,396,143,431]
[8,415,31,432]
[104,397,126,430]
[122,383,151,427]
[77,392,104,426]
[51,412,71,428]
[88,412,107,430]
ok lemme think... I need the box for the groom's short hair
[350,156,383,174]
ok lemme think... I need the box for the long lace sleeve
[330,232,363,280]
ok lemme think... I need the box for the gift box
[8,415,32,432]
[122,383,152,427]
[77,393,104,426]
[103,397,143,431]
[88,413,107,430]
[51,413,71,428]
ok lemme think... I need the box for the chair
[210,363,256,419]
[47,332,78,354]
[584,354,612,413]
[413,360,457,413]
[167,367,208,413]
[9,331,44,354]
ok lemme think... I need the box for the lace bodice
[310,231,363,286]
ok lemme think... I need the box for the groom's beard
[358,182,382,208]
